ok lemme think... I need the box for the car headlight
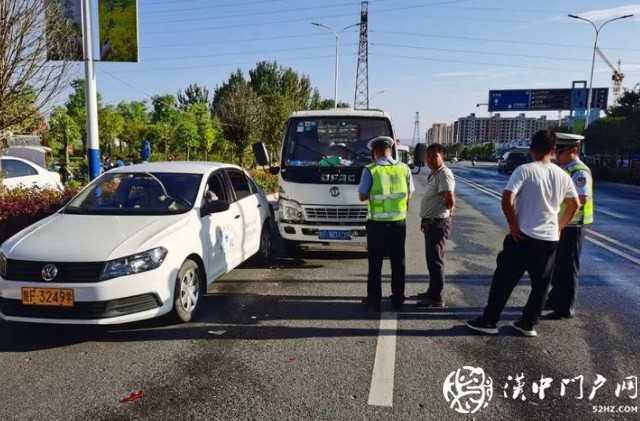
[279,199,303,222]
[0,252,7,278]
[100,247,168,281]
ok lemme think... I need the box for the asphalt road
[1,162,639,420]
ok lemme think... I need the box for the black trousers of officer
[547,226,584,316]
[366,220,406,306]
[482,234,558,326]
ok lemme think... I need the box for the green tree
[117,101,148,158]
[65,79,103,148]
[174,111,198,160]
[214,78,263,165]
[48,107,81,164]
[99,105,124,156]
[177,84,210,110]
[190,102,218,160]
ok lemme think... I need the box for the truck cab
[255,109,397,249]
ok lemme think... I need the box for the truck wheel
[171,259,201,323]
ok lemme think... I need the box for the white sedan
[0,156,63,190]
[0,162,273,324]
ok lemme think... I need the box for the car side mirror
[413,143,427,167]
[252,142,271,167]
[201,200,230,216]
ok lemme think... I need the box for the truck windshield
[283,117,393,168]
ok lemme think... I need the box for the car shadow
[0,289,526,352]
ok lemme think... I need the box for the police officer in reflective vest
[358,136,414,312]
[545,133,594,319]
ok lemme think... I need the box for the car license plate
[21,288,75,307]
[319,230,352,241]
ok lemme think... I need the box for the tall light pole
[311,22,360,108]
[568,13,633,131]
[81,0,101,180]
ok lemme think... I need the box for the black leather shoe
[416,297,445,309]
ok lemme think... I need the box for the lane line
[585,229,640,255]
[368,312,398,407]
[597,208,627,219]
[455,173,640,266]
[584,236,640,266]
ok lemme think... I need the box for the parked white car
[0,162,273,324]
[0,156,63,190]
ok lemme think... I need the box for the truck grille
[303,206,368,222]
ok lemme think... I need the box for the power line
[142,43,356,62]
[141,32,351,49]
[101,70,154,98]
[371,42,592,64]
[372,31,640,54]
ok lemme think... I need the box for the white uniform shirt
[505,161,578,242]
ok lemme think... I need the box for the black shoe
[415,291,430,299]
[367,304,381,313]
[542,311,574,320]
[543,302,555,311]
[465,317,498,335]
[512,319,537,337]
[416,297,445,309]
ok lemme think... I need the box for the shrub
[248,169,278,194]
[0,185,81,244]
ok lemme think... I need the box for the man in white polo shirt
[466,130,580,337]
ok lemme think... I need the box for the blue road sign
[488,88,608,112]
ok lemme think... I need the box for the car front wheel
[172,259,201,323]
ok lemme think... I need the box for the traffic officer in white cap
[358,136,415,312]
[545,133,594,319]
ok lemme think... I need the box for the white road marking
[584,236,640,266]
[455,173,640,266]
[597,208,627,219]
[368,312,398,407]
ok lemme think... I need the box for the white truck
[254,109,399,250]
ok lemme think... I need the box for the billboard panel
[99,0,139,62]
[488,88,608,112]
[46,0,83,61]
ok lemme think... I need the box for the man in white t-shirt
[466,130,580,337]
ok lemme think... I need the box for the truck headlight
[100,247,168,281]
[279,199,303,222]
[0,252,7,278]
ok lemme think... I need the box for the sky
[68,0,640,141]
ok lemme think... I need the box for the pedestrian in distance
[415,143,456,309]
[466,130,580,337]
[544,133,594,320]
[359,136,415,312]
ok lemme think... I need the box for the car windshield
[63,172,202,215]
[283,117,393,168]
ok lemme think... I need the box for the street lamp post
[311,22,360,108]
[568,13,633,131]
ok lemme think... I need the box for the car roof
[0,155,42,168]
[289,109,392,119]
[108,161,242,175]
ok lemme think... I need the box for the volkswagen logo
[41,264,58,282]
[329,187,340,197]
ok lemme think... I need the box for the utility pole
[354,1,369,110]
[412,112,421,146]
[81,0,100,179]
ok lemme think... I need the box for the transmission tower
[354,1,369,109]
[412,112,421,146]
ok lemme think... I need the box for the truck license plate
[319,230,352,241]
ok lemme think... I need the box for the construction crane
[595,47,624,102]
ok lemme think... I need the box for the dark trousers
[483,234,559,326]
[547,226,584,315]
[366,220,407,305]
[422,217,452,300]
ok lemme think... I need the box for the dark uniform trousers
[483,234,559,326]
[422,217,452,301]
[366,220,406,306]
[547,226,584,315]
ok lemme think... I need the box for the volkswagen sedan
[0,162,273,324]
